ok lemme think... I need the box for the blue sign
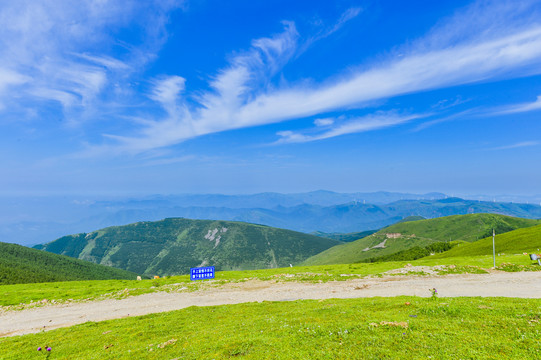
[190,266,215,281]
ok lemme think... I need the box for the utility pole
[492,229,496,268]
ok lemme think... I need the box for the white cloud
[74,53,131,70]
[314,118,334,127]
[29,88,79,108]
[0,0,183,122]
[79,0,541,155]
[493,95,541,115]
[150,76,186,111]
[0,67,30,109]
[276,113,425,144]
[0,67,29,92]
[488,141,539,150]
[113,25,541,152]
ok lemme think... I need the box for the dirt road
[1,271,540,337]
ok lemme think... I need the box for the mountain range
[3,191,541,246]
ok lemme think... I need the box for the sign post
[190,266,215,281]
[492,229,496,268]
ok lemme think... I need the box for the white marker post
[492,229,496,268]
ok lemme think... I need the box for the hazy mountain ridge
[36,218,341,276]
[3,192,541,246]
[73,197,541,235]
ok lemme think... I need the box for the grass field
[433,224,541,259]
[302,214,540,266]
[1,250,540,359]
[1,296,540,359]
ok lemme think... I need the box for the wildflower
[37,346,51,358]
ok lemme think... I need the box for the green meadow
[1,296,540,359]
[2,220,540,359]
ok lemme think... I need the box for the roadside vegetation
[2,212,541,359]
[1,296,540,359]
[1,252,539,308]
[361,241,456,263]
[2,221,541,358]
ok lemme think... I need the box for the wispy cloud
[313,118,335,127]
[413,109,479,132]
[0,0,182,124]
[487,141,539,150]
[300,7,362,51]
[0,68,30,109]
[71,0,541,155]
[491,95,541,115]
[276,112,426,144]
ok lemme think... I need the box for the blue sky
[0,0,540,196]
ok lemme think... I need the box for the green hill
[36,218,341,276]
[301,214,540,266]
[431,224,541,258]
[0,241,136,285]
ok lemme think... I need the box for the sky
[0,0,540,196]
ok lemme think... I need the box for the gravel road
[1,271,540,337]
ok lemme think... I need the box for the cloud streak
[9,0,530,156]
[0,0,182,124]
[492,95,541,115]
[100,5,541,154]
[487,141,539,150]
[276,112,426,144]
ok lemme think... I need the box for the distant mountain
[396,216,426,223]
[5,193,541,247]
[36,218,341,276]
[89,190,447,209]
[220,197,541,233]
[311,230,378,242]
[301,214,541,266]
[0,191,445,246]
[0,241,136,285]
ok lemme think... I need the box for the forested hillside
[0,242,136,285]
[37,218,341,276]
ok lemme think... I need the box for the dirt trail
[1,271,540,337]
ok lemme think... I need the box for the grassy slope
[432,224,541,258]
[37,218,341,276]
[1,297,540,359]
[0,242,136,285]
[2,242,540,358]
[302,214,540,266]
